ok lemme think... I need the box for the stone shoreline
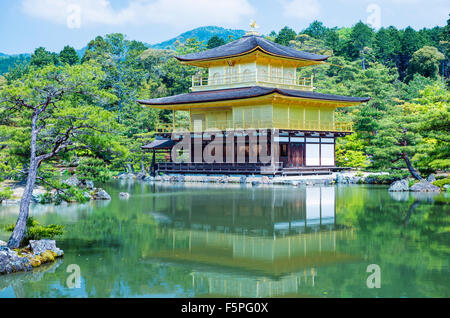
[117,171,445,193]
[1,176,111,205]
[0,239,64,275]
[116,171,388,186]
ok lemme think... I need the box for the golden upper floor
[176,34,329,92]
[137,34,370,133]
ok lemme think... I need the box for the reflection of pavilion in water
[150,186,358,297]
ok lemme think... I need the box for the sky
[0,0,448,54]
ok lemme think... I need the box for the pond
[0,181,449,298]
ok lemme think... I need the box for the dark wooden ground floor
[144,130,351,176]
[154,162,351,176]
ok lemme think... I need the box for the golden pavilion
[138,28,370,175]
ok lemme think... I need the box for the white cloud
[280,0,321,20]
[21,0,255,28]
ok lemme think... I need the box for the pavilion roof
[175,34,330,62]
[137,86,371,106]
[141,139,175,149]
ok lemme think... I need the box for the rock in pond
[91,188,111,200]
[118,173,136,180]
[119,192,130,199]
[0,240,6,247]
[410,181,440,192]
[0,247,33,274]
[388,179,409,192]
[63,175,80,187]
[80,179,94,190]
[136,172,147,180]
[427,174,436,182]
[29,239,64,257]
[1,240,64,275]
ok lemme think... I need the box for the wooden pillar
[172,108,176,130]
[151,149,156,177]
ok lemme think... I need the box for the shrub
[365,171,410,184]
[432,178,450,190]
[5,216,65,247]
[36,192,54,204]
[0,187,13,203]
[53,187,90,205]
[77,157,113,182]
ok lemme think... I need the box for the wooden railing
[155,119,353,133]
[191,72,314,91]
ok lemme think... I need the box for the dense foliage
[5,216,65,246]
[0,17,449,183]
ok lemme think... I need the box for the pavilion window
[305,143,320,166]
[320,143,335,166]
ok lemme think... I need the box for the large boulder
[80,179,94,190]
[0,250,10,274]
[63,175,80,187]
[388,179,409,192]
[119,192,130,199]
[136,172,147,180]
[82,192,92,201]
[119,173,135,180]
[91,188,111,200]
[0,247,32,274]
[29,239,64,257]
[410,181,440,192]
[427,174,436,182]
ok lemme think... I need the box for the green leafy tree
[275,26,297,46]
[0,63,123,248]
[373,26,402,67]
[398,27,422,79]
[335,133,369,168]
[303,20,327,39]
[59,45,80,65]
[207,35,225,49]
[174,37,205,55]
[82,33,147,123]
[412,85,450,171]
[406,46,445,82]
[350,22,375,69]
[30,47,59,68]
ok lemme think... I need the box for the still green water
[0,181,448,298]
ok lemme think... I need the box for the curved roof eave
[175,46,330,63]
[137,86,371,106]
[175,35,330,63]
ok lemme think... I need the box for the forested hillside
[0,18,449,187]
[151,26,245,49]
[0,54,30,75]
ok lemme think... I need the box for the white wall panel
[320,144,335,166]
[306,143,320,166]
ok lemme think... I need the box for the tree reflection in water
[0,182,448,297]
